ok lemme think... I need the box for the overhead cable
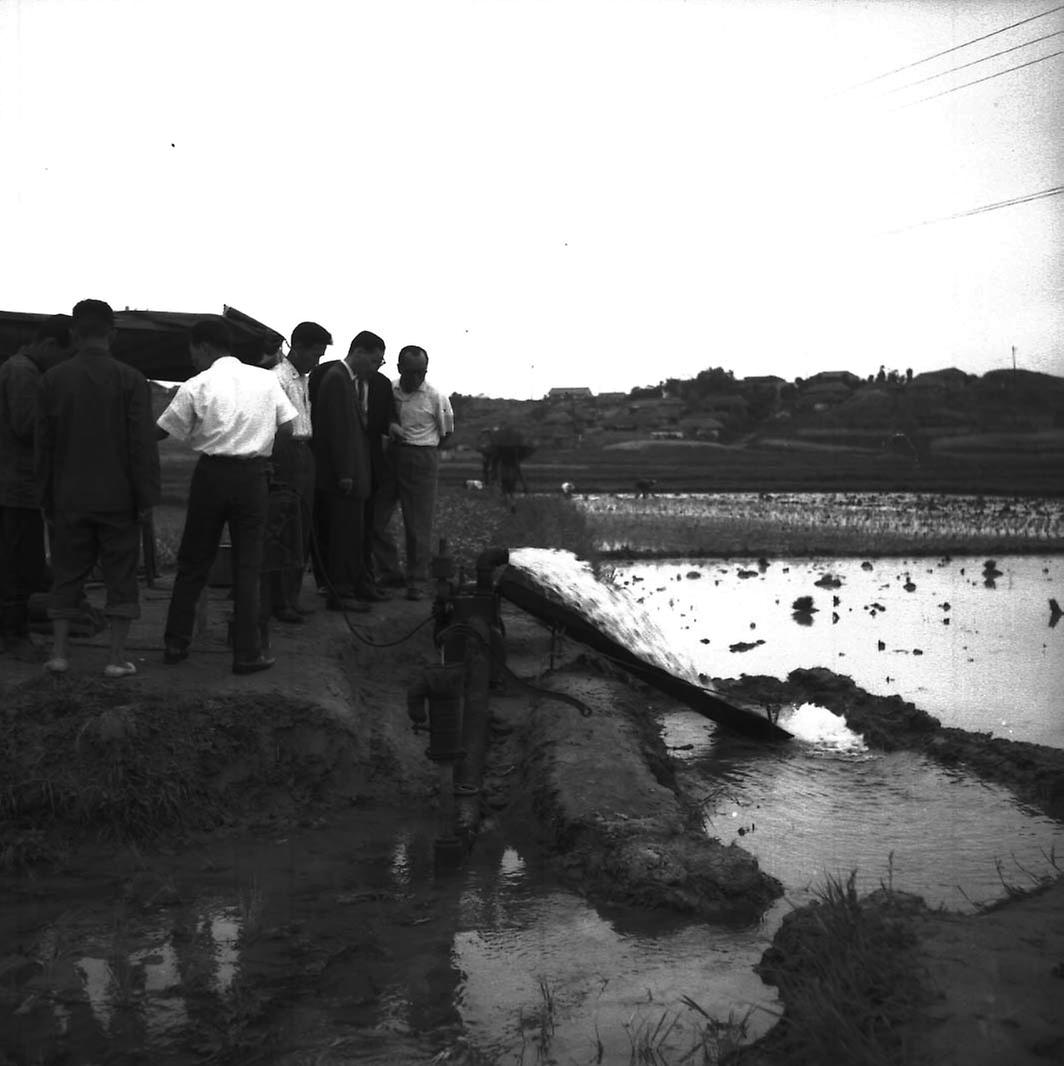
[839,3,1064,91]
[885,28,1063,93]
[894,48,1064,108]
[885,184,1064,234]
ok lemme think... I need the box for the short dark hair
[189,319,233,353]
[34,315,72,348]
[398,344,428,366]
[291,321,333,348]
[349,330,386,356]
[71,299,114,340]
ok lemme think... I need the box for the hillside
[445,367,1064,496]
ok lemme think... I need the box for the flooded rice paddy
[6,493,1064,1065]
[614,553,1062,748]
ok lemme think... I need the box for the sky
[2,0,1061,398]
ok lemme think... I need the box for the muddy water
[7,550,1063,1065]
[508,551,1063,916]
[6,812,781,1064]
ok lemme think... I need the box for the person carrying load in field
[480,425,533,513]
[36,299,160,677]
[157,319,297,675]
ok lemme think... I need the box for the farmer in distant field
[375,345,454,601]
[496,447,528,513]
[157,319,297,675]
[265,321,331,623]
[36,299,160,677]
[0,315,72,656]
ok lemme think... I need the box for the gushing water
[507,546,702,686]
[779,702,868,753]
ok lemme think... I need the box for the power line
[885,184,1064,234]
[885,28,1064,93]
[839,3,1064,92]
[895,47,1064,109]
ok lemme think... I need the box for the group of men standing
[0,299,454,677]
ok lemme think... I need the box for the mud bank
[507,656,782,922]
[743,874,1064,1066]
[717,667,1064,820]
[709,666,1064,1066]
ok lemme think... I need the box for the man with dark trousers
[359,347,398,597]
[0,315,71,655]
[158,319,297,674]
[265,321,331,623]
[309,331,384,611]
[375,345,454,600]
[36,299,160,676]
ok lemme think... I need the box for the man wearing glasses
[309,331,385,609]
[373,345,454,601]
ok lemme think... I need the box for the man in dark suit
[309,331,384,610]
[361,351,398,595]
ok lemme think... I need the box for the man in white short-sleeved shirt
[374,345,454,600]
[157,319,297,675]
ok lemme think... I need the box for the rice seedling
[576,492,1064,558]
[623,1008,683,1064]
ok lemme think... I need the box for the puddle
[2,811,783,1065]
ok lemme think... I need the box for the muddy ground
[2,555,1063,1064]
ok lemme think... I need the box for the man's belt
[201,453,268,463]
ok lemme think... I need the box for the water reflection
[613,554,1063,748]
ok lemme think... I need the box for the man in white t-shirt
[157,319,297,674]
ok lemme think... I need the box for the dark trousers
[315,491,367,598]
[372,444,439,586]
[0,505,46,637]
[165,455,268,660]
[49,510,141,620]
[266,437,315,612]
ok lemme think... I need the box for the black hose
[436,621,593,717]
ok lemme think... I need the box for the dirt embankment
[503,656,782,922]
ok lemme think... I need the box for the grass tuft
[753,870,930,1066]
[0,675,355,854]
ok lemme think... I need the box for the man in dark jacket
[0,316,72,652]
[36,300,160,676]
[309,331,384,610]
[360,349,398,596]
